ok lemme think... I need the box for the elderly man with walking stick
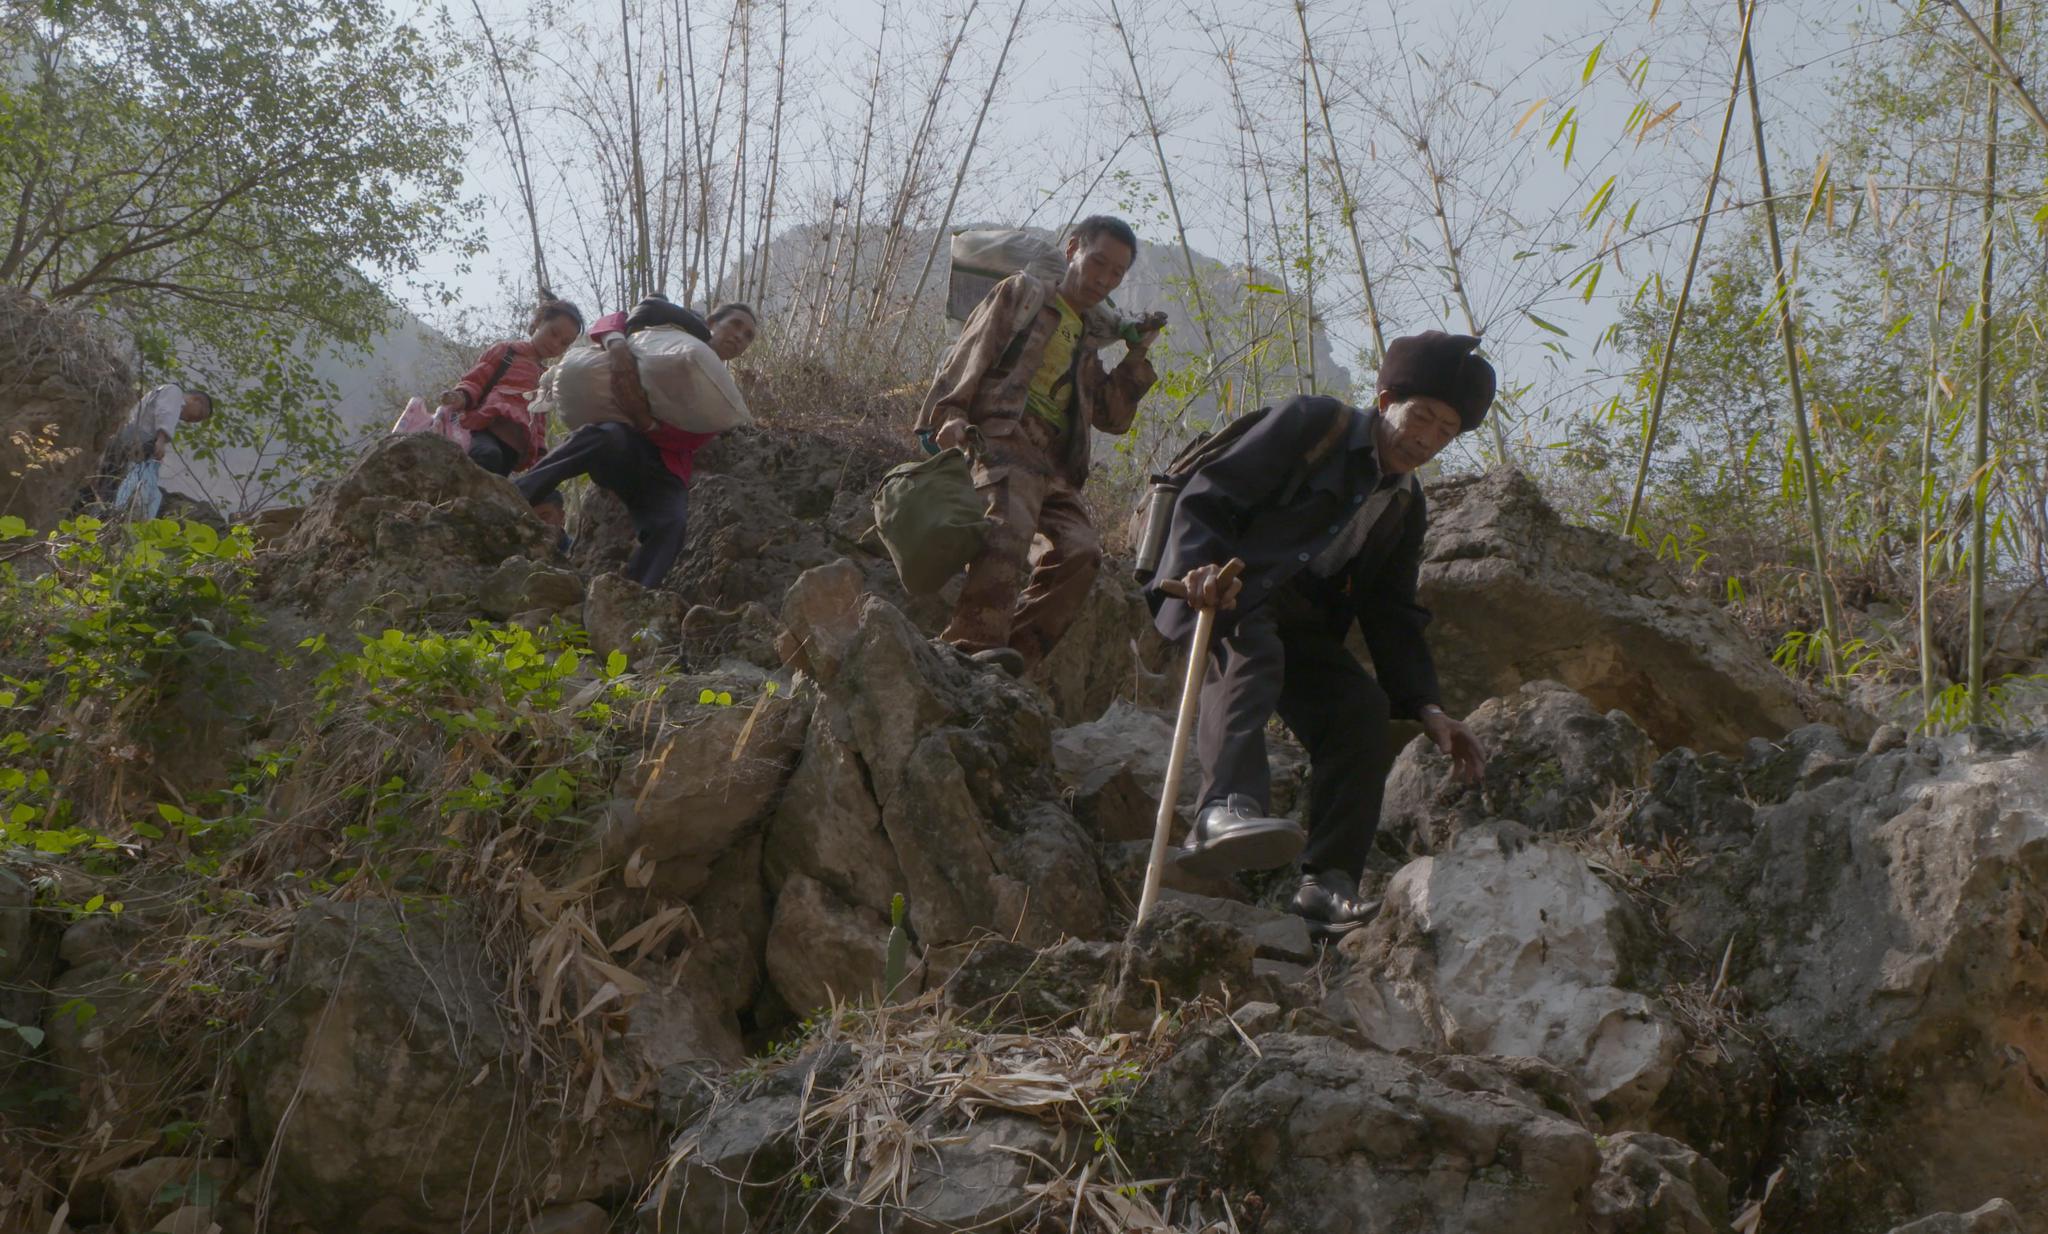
[1140,331,1496,939]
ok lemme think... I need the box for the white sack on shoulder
[543,328,752,434]
[631,326,752,433]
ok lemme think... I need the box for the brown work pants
[942,422,1100,668]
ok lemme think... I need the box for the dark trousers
[468,429,563,510]
[516,423,689,588]
[1195,582,1398,879]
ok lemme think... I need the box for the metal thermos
[1132,476,1180,583]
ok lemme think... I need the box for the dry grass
[649,993,1242,1233]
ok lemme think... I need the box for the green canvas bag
[873,439,992,595]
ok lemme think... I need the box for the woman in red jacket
[434,293,584,524]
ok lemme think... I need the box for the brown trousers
[942,420,1100,667]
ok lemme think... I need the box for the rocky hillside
[0,424,2042,1234]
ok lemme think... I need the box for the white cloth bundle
[542,326,752,433]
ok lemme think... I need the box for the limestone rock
[1416,469,1814,753]
[1334,829,1682,1125]
[261,433,559,630]
[1128,1025,1608,1234]
[761,700,902,916]
[635,1044,856,1233]
[605,683,809,899]
[1158,889,1315,963]
[1051,699,1308,845]
[1888,1201,2026,1234]
[0,288,134,531]
[778,557,866,680]
[1382,680,1656,852]
[1025,565,1173,726]
[477,556,586,620]
[1591,1132,1729,1234]
[1669,731,2048,1225]
[1107,898,1258,1028]
[239,899,647,1232]
[764,874,889,1013]
[582,571,686,664]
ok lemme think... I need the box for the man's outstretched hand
[1161,558,1245,612]
[1421,708,1487,783]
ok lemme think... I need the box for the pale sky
[393,0,1885,461]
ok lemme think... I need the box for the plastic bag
[545,328,752,434]
[113,458,163,521]
[391,395,434,434]
[390,395,471,448]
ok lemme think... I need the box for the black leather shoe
[1174,795,1307,878]
[1289,870,1380,939]
[969,647,1026,676]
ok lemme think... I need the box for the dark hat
[1376,331,1496,432]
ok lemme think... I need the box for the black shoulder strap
[1276,401,1358,506]
[475,344,520,404]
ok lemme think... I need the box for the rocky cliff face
[0,289,135,530]
[3,426,2039,1234]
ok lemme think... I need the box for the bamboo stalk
[716,3,752,302]
[1301,58,1316,393]
[620,0,653,299]
[830,9,888,344]
[1416,134,1511,460]
[1217,38,1306,395]
[1294,0,1385,363]
[1739,0,1845,681]
[1938,0,2048,143]
[692,9,738,301]
[1110,0,1220,363]
[888,0,1029,367]
[866,3,979,327]
[750,0,789,306]
[470,0,549,293]
[1621,0,1758,539]
[1968,0,2003,725]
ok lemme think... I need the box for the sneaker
[1289,869,1380,940]
[969,647,1026,677]
[1173,795,1307,878]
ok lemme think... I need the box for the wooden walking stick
[1135,558,1246,927]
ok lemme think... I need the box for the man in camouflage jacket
[913,214,1166,674]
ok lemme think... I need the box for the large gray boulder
[260,432,559,630]
[239,899,653,1232]
[1127,1021,1725,1234]
[1670,731,2048,1227]
[1334,827,1682,1126]
[1416,470,1814,753]
[1381,679,1657,853]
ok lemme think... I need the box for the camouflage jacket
[914,272,1157,488]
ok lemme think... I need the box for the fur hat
[1376,331,1496,432]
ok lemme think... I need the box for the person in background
[434,293,584,529]
[85,382,212,507]
[706,302,759,361]
[516,295,759,589]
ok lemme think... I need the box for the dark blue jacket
[1146,395,1442,719]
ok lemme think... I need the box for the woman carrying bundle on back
[433,292,586,529]
[520,297,759,589]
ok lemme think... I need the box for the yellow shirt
[1024,296,1084,431]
